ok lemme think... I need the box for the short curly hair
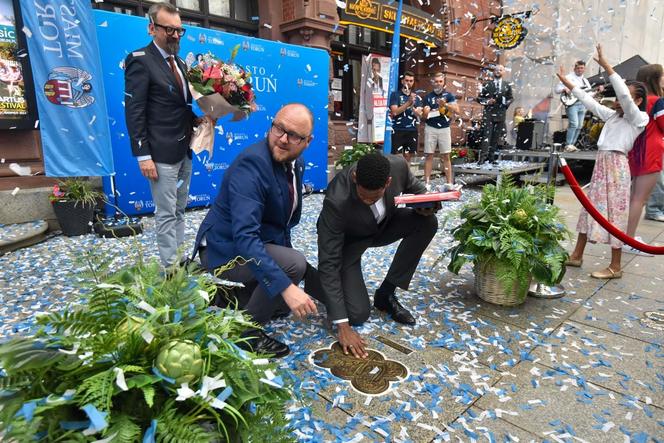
[356,153,390,190]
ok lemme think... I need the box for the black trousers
[200,244,323,325]
[479,118,507,163]
[338,209,438,325]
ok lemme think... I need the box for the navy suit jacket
[478,80,513,122]
[194,139,304,298]
[124,42,197,164]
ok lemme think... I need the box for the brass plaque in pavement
[311,342,408,395]
[641,311,664,331]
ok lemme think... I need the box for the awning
[586,54,650,85]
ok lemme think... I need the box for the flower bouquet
[187,47,257,158]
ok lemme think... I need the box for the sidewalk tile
[531,321,664,408]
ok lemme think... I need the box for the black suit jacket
[124,42,197,164]
[479,80,513,121]
[316,155,426,320]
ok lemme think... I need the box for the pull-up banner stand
[20,0,114,177]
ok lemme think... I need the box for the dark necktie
[167,56,184,96]
[285,163,295,214]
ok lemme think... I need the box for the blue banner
[383,0,403,155]
[19,0,114,176]
[94,11,329,216]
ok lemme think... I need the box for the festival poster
[0,0,28,120]
[358,53,390,143]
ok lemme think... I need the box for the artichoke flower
[154,340,204,385]
[512,208,528,225]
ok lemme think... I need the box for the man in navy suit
[478,64,513,164]
[194,103,320,357]
[125,2,205,267]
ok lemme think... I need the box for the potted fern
[0,258,292,442]
[49,178,103,236]
[447,177,570,306]
[335,142,377,169]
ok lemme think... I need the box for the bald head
[268,103,314,163]
[494,64,505,78]
[276,103,314,135]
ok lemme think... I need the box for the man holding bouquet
[193,103,323,358]
[124,2,203,268]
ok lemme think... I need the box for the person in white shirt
[562,45,649,280]
[555,60,593,152]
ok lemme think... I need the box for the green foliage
[49,178,104,206]
[335,143,377,168]
[0,258,292,442]
[448,176,571,289]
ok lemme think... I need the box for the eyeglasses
[153,22,186,37]
[270,122,308,144]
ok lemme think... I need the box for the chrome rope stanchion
[528,144,566,299]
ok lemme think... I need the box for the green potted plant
[451,146,474,165]
[49,178,103,236]
[447,177,571,306]
[0,258,292,442]
[335,142,377,169]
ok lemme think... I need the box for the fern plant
[447,176,571,294]
[0,258,292,442]
[335,142,377,168]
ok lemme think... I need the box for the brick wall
[282,0,295,22]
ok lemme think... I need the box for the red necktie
[285,163,295,213]
[167,56,184,96]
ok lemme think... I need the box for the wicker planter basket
[473,257,531,306]
[52,200,95,236]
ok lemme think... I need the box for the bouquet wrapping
[187,47,256,158]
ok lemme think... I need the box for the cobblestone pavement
[1,182,663,442]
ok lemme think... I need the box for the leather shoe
[374,294,415,325]
[565,258,583,267]
[590,267,622,279]
[238,329,290,358]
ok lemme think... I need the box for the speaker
[553,130,566,144]
[516,121,545,150]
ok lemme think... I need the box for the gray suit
[316,155,438,325]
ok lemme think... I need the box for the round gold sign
[492,16,527,50]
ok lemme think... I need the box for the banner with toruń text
[20,0,114,176]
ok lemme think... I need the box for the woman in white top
[562,44,649,279]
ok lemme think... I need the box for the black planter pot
[52,200,95,236]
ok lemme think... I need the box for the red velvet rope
[559,158,664,254]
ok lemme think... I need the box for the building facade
[0,0,500,195]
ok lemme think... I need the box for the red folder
[394,190,461,208]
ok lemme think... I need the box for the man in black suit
[125,2,205,267]
[478,64,513,164]
[316,153,438,358]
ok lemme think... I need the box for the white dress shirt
[572,73,648,154]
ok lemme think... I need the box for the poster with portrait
[358,53,390,144]
[0,0,31,125]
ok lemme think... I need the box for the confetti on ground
[2,178,663,440]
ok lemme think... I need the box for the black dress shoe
[238,329,290,358]
[373,294,416,325]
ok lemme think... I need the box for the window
[176,0,201,12]
[331,25,391,120]
[208,0,230,17]
[93,1,259,37]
